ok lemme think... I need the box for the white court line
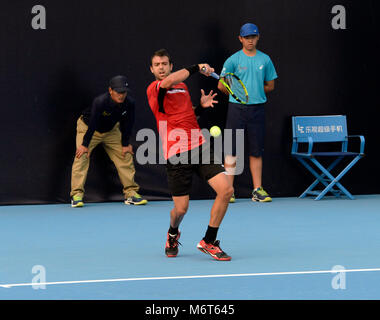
[1,268,380,288]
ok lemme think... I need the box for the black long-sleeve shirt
[81,92,135,147]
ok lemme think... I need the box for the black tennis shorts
[165,144,225,197]
[225,102,266,157]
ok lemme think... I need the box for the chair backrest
[292,115,348,143]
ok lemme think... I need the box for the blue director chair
[291,115,365,200]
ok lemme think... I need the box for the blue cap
[240,23,259,37]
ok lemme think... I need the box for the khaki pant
[70,117,139,199]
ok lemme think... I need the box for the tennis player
[70,75,147,207]
[146,49,233,261]
[218,23,278,203]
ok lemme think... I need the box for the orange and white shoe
[197,239,231,261]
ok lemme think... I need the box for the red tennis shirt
[146,80,205,160]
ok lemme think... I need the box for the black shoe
[165,231,181,257]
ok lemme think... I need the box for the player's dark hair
[150,48,172,66]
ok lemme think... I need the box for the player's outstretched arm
[161,64,214,89]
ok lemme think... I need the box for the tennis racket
[202,67,249,104]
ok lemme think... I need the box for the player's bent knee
[218,185,234,200]
[174,207,188,216]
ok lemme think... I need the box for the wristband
[185,64,200,76]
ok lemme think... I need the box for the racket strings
[225,75,248,103]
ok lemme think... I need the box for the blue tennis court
[1,195,379,300]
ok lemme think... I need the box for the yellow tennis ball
[210,126,221,137]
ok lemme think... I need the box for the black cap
[109,75,128,93]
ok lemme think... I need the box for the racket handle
[210,72,220,80]
[201,67,220,80]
